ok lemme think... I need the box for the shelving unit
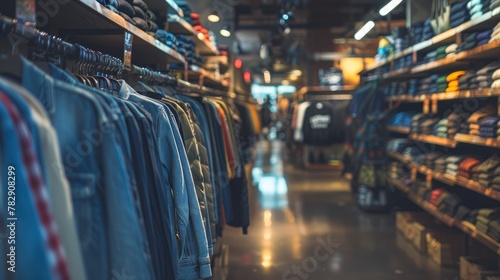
[390,178,500,254]
[167,15,219,56]
[387,126,411,134]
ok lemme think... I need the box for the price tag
[423,99,430,114]
[411,168,417,182]
[123,32,133,71]
[431,97,438,114]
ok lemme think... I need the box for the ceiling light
[289,69,302,76]
[208,10,220,22]
[354,20,375,40]
[282,14,289,20]
[379,0,403,16]
[220,25,231,37]
[284,27,291,34]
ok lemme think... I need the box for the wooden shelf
[383,67,412,80]
[409,134,457,148]
[389,178,411,193]
[387,151,412,163]
[403,185,500,254]
[387,126,411,134]
[411,56,465,74]
[455,134,500,148]
[43,0,185,67]
[386,90,500,103]
[360,7,500,75]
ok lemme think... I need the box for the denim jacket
[17,57,153,280]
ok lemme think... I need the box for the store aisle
[213,141,458,280]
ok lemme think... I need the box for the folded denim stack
[174,1,193,25]
[410,22,425,44]
[479,116,500,138]
[437,75,449,93]
[424,152,445,169]
[411,113,431,133]
[478,29,494,46]
[468,0,490,19]
[174,35,202,67]
[423,50,438,63]
[394,56,410,70]
[435,118,449,138]
[475,209,500,235]
[458,156,484,178]
[437,192,462,216]
[490,22,500,42]
[447,71,467,92]
[408,79,419,95]
[459,71,476,90]
[468,104,497,135]
[457,32,480,52]
[445,155,466,177]
[451,1,471,28]
[492,68,500,89]
[388,112,418,128]
[155,30,178,50]
[396,81,409,95]
[423,18,435,41]
[471,154,500,187]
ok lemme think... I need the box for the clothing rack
[0,14,230,97]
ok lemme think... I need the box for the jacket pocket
[67,173,96,247]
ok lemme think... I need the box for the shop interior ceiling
[193,0,406,84]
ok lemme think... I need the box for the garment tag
[124,32,133,71]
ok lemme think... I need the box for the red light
[244,71,251,82]
[234,58,243,69]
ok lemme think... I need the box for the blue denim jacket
[17,57,153,280]
[118,82,211,279]
[0,83,54,280]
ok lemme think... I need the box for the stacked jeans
[451,1,471,28]
[457,32,480,52]
[418,74,439,94]
[469,104,497,135]
[423,19,435,41]
[174,1,193,25]
[479,116,500,137]
[408,79,419,95]
[155,30,178,50]
[475,209,500,235]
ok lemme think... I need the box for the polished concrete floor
[212,141,458,280]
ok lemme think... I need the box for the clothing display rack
[0,0,260,278]
[359,5,500,257]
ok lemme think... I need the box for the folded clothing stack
[457,32,481,52]
[468,104,497,135]
[155,30,178,50]
[429,188,447,206]
[445,155,466,177]
[418,74,439,94]
[174,1,193,25]
[411,19,435,44]
[471,154,500,187]
[458,156,483,178]
[459,71,476,90]
[410,182,430,199]
[447,71,467,92]
[490,22,500,43]
[108,0,155,32]
[475,61,500,89]
[451,1,471,28]
[487,219,500,242]
[402,146,424,160]
[491,68,500,89]
[455,205,472,221]
[491,166,500,190]
[411,113,430,133]
[392,27,409,53]
[446,44,458,58]
[424,152,444,169]
[437,74,449,93]
[479,116,500,138]
[475,208,500,237]
[192,13,211,42]
[387,139,414,154]
[436,45,448,60]
[447,110,472,138]
[420,117,440,135]
[388,112,417,128]
[423,50,438,63]
[172,35,203,67]
[394,56,411,70]
[408,79,419,95]
[437,192,462,216]
[435,118,449,138]
[468,0,490,20]
[492,0,500,11]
